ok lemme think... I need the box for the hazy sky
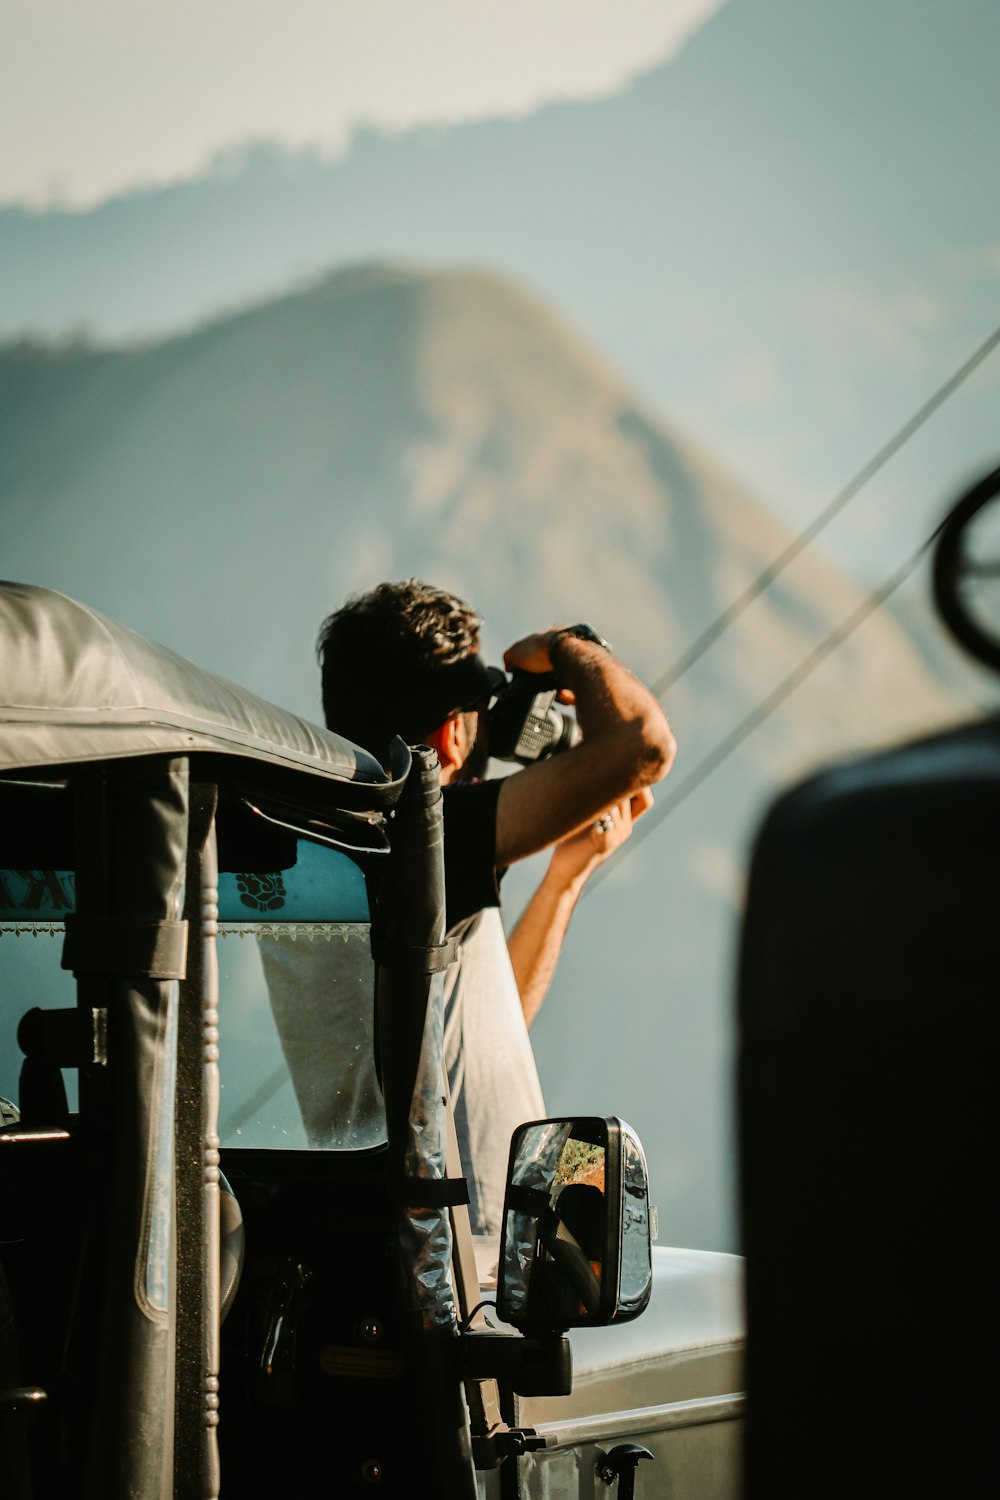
[1,0,725,207]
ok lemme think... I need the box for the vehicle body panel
[479,1246,744,1498]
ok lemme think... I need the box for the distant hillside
[0,263,967,1250]
[0,261,961,752]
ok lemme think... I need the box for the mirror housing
[496,1116,652,1331]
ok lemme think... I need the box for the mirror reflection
[500,1119,611,1326]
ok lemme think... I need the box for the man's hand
[548,788,654,887]
[494,625,674,868]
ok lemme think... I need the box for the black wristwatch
[548,624,613,665]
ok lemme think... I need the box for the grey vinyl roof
[0,581,389,791]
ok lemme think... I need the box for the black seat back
[738,719,1000,1499]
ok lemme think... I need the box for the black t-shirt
[441,778,503,932]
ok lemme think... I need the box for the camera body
[486,669,581,764]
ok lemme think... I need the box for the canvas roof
[0,581,391,795]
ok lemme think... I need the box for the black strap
[391,1176,471,1209]
[61,916,189,979]
[370,934,457,973]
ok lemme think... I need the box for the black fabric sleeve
[441,778,504,931]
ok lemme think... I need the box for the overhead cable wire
[588,523,944,893]
[649,321,1000,699]
[591,325,1000,885]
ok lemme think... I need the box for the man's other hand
[549,787,654,888]
[494,624,673,869]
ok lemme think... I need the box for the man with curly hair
[316,579,675,1233]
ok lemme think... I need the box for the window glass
[0,869,78,1111]
[0,838,385,1153]
[0,866,177,1310]
[217,838,385,1151]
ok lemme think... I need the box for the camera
[486,670,582,764]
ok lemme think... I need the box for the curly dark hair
[317,579,482,761]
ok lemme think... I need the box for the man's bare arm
[494,630,674,868]
[508,791,652,1026]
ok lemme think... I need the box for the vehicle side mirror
[496,1116,652,1331]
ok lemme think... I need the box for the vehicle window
[0,839,385,1154]
[217,837,385,1152]
[0,868,78,1112]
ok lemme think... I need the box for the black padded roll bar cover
[76,756,190,1500]
[374,740,448,1152]
[738,719,1000,1500]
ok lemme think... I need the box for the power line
[595,323,1000,879]
[589,524,942,893]
[650,322,1000,699]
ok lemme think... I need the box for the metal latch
[471,1424,545,1470]
[599,1443,654,1499]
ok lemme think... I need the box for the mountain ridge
[1,261,969,1249]
[1,260,961,749]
